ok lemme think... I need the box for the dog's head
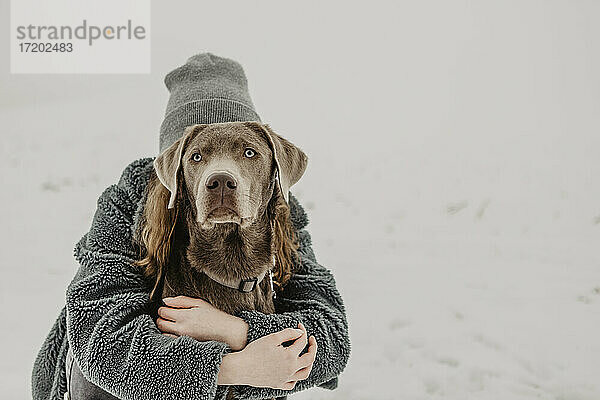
[153,121,308,229]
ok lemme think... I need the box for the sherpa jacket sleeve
[65,158,232,400]
[232,196,351,399]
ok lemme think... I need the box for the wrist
[217,350,247,385]
[224,315,249,351]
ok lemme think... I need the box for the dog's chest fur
[161,262,275,315]
[161,213,276,316]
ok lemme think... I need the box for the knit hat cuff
[159,98,261,152]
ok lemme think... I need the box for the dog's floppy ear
[153,125,204,209]
[259,124,308,203]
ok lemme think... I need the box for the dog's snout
[206,172,237,192]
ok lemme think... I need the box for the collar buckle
[238,277,259,292]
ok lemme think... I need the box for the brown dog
[134,120,308,326]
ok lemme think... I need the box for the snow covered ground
[1,1,599,399]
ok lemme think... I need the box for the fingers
[156,317,179,335]
[282,381,297,391]
[290,365,312,381]
[273,327,304,345]
[163,295,206,308]
[297,335,318,370]
[288,323,308,355]
[290,336,317,382]
[162,333,178,339]
[157,306,185,321]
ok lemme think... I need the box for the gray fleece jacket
[31,157,351,400]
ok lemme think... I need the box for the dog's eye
[191,153,202,162]
[244,148,256,158]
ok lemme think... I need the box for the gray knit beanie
[159,53,261,152]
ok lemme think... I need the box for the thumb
[163,295,205,308]
[273,326,304,345]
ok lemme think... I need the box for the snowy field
[1,1,599,399]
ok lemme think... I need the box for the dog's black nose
[206,172,237,192]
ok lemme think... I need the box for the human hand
[156,296,249,350]
[218,322,318,390]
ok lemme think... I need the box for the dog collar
[201,256,276,294]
